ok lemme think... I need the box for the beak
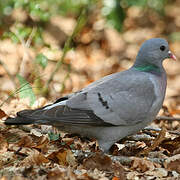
[168,50,177,61]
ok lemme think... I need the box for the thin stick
[26,27,37,47]
[143,126,180,135]
[156,116,180,121]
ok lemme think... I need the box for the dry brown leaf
[30,129,43,137]
[112,177,121,180]
[164,154,180,173]
[47,167,78,180]
[0,151,15,169]
[145,168,168,178]
[173,147,180,155]
[0,109,7,119]
[131,158,155,172]
[126,171,139,180]
[32,135,49,153]
[83,152,112,171]
[47,169,64,180]
[138,126,166,155]
[47,149,76,166]
[160,136,180,154]
[17,135,35,148]
[20,151,49,166]
[83,152,125,179]
[170,109,180,115]
[112,162,126,180]
[0,134,8,153]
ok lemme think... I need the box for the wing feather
[17,105,114,126]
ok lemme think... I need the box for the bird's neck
[133,62,161,73]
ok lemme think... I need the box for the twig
[26,27,37,47]
[43,8,88,94]
[144,126,161,132]
[168,130,180,135]
[156,116,180,121]
[60,72,71,93]
[143,126,180,136]
[110,155,166,165]
[124,134,155,142]
[110,155,132,165]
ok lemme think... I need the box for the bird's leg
[97,140,114,154]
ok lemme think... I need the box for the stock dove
[5,38,176,152]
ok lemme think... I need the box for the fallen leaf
[83,152,112,171]
[112,177,120,180]
[145,168,168,178]
[0,109,7,119]
[0,151,15,169]
[112,162,126,179]
[17,135,35,148]
[32,135,49,153]
[21,151,49,166]
[47,149,76,166]
[138,126,166,155]
[83,152,125,179]
[170,109,180,115]
[164,154,180,173]
[47,169,64,180]
[160,136,180,154]
[0,134,8,153]
[131,158,155,172]
[30,129,43,137]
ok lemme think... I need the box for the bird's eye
[160,45,166,51]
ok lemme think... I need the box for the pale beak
[168,50,177,61]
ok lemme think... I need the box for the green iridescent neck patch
[134,64,160,72]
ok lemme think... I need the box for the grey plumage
[5,38,176,152]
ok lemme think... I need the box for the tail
[5,97,70,126]
[4,103,70,126]
[5,109,37,125]
[5,116,35,125]
[4,99,106,127]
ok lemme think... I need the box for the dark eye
[160,45,166,51]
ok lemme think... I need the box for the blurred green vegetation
[0,0,175,104]
[0,0,168,32]
[0,0,170,47]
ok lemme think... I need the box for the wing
[9,105,113,126]
[67,69,157,126]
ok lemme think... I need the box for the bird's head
[135,38,176,68]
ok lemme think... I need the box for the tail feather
[4,103,110,127]
[5,109,39,125]
[5,116,35,125]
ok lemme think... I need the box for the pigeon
[5,38,176,152]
